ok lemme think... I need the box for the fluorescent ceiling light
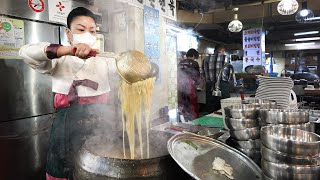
[294,31,319,36]
[285,42,315,46]
[307,17,320,21]
[295,37,320,41]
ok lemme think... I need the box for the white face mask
[71,31,97,48]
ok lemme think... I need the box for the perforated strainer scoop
[76,49,156,84]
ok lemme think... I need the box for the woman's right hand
[72,43,94,59]
[57,43,98,59]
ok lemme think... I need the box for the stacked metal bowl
[259,109,311,131]
[261,126,320,180]
[224,104,261,164]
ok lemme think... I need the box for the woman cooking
[19,7,116,180]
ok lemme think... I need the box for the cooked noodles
[119,77,156,159]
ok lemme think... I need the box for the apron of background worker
[178,59,200,121]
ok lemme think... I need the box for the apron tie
[68,79,99,105]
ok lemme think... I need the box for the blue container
[269,73,279,77]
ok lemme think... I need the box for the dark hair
[214,44,225,53]
[67,7,96,28]
[186,48,199,59]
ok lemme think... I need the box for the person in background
[202,44,232,113]
[19,7,118,180]
[178,48,201,121]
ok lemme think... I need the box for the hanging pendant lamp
[228,8,243,33]
[296,1,314,23]
[277,0,299,15]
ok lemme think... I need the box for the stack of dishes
[259,109,311,131]
[224,104,261,164]
[256,75,294,109]
[261,126,320,180]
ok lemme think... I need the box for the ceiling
[178,0,265,13]
[177,0,320,49]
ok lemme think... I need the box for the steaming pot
[74,131,183,180]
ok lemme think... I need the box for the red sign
[56,2,65,12]
[28,0,45,13]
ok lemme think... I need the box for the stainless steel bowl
[260,109,309,124]
[278,122,311,131]
[235,146,261,158]
[261,126,320,156]
[261,145,320,165]
[197,128,225,139]
[229,127,260,141]
[261,122,311,131]
[224,117,258,130]
[243,99,277,109]
[224,104,259,119]
[261,159,320,180]
[227,138,261,150]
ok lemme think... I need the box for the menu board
[243,28,265,70]
[123,0,177,20]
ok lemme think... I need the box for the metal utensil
[261,159,320,180]
[224,104,260,119]
[259,109,309,124]
[224,117,258,130]
[167,133,262,180]
[261,126,320,156]
[261,145,320,165]
[197,128,225,139]
[229,127,260,141]
[80,50,154,84]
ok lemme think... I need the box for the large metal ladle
[78,50,158,84]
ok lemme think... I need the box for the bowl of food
[224,117,258,130]
[229,127,260,141]
[261,145,320,165]
[259,109,309,124]
[261,126,320,156]
[224,104,259,119]
[261,159,320,179]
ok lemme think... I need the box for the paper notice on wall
[0,17,24,59]
[144,5,161,83]
[48,0,72,25]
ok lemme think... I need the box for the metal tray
[167,133,262,180]
[151,122,204,135]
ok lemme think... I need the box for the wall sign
[144,5,161,83]
[0,17,24,59]
[123,0,176,21]
[48,0,72,25]
[243,28,265,70]
[28,0,45,13]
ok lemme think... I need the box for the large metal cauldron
[74,130,190,180]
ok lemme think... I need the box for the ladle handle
[72,48,97,58]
